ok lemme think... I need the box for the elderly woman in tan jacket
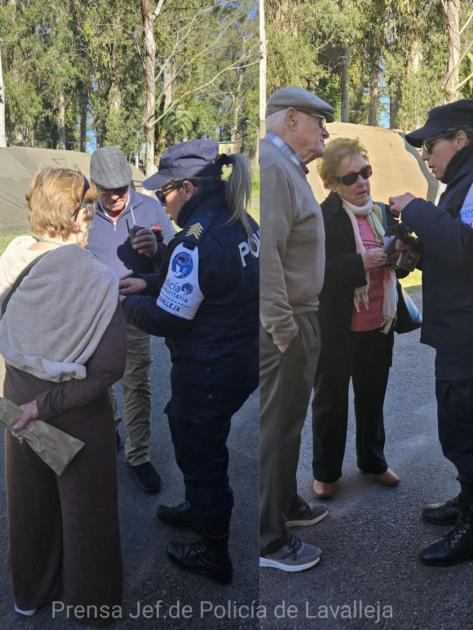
[0,168,126,624]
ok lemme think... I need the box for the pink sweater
[351,216,384,332]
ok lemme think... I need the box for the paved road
[0,337,259,630]
[260,288,473,630]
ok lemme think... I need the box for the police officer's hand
[119,277,147,295]
[132,228,157,258]
[389,193,415,217]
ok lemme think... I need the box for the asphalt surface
[0,336,259,630]
[260,288,473,630]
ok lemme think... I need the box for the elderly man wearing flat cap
[390,99,473,567]
[88,146,175,494]
[259,86,334,572]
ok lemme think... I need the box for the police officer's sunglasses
[337,164,372,186]
[155,180,184,205]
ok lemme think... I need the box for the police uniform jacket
[122,181,260,418]
[403,142,473,375]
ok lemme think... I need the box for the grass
[400,269,422,291]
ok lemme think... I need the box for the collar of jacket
[176,180,227,228]
[442,140,473,186]
[322,190,344,213]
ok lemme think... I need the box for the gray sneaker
[259,536,321,572]
[286,502,328,528]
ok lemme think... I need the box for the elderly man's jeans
[436,379,473,505]
[109,323,152,466]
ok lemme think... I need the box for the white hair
[265,109,290,133]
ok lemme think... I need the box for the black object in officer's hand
[126,219,145,241]
[384,222,421,272]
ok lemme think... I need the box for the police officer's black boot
[156,501,197,529]
[166,532,232,584]
[422,494,462,525]
[420,500,473,566]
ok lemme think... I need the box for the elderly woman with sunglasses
[0,168,126,623]
[390,100,473,567]
[312,137,400,501]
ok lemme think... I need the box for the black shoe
[116,430,123,452]
[420,503,473,566]
[156,501,195,528]
[422,495,461,525]
[166,541,233,584]
[129,462,161,494]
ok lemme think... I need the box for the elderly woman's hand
[13,400,39,435]
[119,277,147,296]
[131,228,157,258]
[388,193,416,217]
[362,247,387,271]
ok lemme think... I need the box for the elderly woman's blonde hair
[318,137,369,189]
[26,168,99,239]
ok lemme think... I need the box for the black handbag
[395,284,422,334]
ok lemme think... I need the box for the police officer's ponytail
[217,153,253,239]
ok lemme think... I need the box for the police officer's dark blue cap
[405,99,473,147]
[143,139,223,190]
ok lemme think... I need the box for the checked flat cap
[90,146,133,189]
[266,86,335,122]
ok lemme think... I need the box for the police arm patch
[156,242,204,320]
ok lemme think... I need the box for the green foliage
[1,0,258,161]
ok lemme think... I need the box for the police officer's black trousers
[168,413,234,549]
[436,379,473,506]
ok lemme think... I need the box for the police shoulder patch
[156,242,204,320]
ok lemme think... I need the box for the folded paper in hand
[0,398,84,476]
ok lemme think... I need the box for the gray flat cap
[90,146,132,189]
[266,86,334,122]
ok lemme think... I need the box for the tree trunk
[163,58,173,113]
[0,49,7,147]
[231,69,244,143]
[389,78,402,129]
[108,80,121,115]
[259,0,266,139]
[368,66,379,126]
[341,47,350,122]
[80,85,88,152]
[57,93,66,150]
[141,0,157,176]
[443,0,461,102]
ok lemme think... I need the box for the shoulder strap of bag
[1,252,48,317]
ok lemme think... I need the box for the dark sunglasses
[155,180,183,205]
[338,164,372,186]
[100,185,129,196]
[422,129,460,154]
[72,176,91,219]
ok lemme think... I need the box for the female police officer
[119,139,259,583]
[390,99,473,566]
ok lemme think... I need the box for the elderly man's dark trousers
[260,312,321,555]
[436,379,473,506]
[168,413,233,547]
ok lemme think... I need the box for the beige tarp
[307,122,441,206]
[0,147,145,231]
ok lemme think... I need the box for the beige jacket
[260,137,325,347]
